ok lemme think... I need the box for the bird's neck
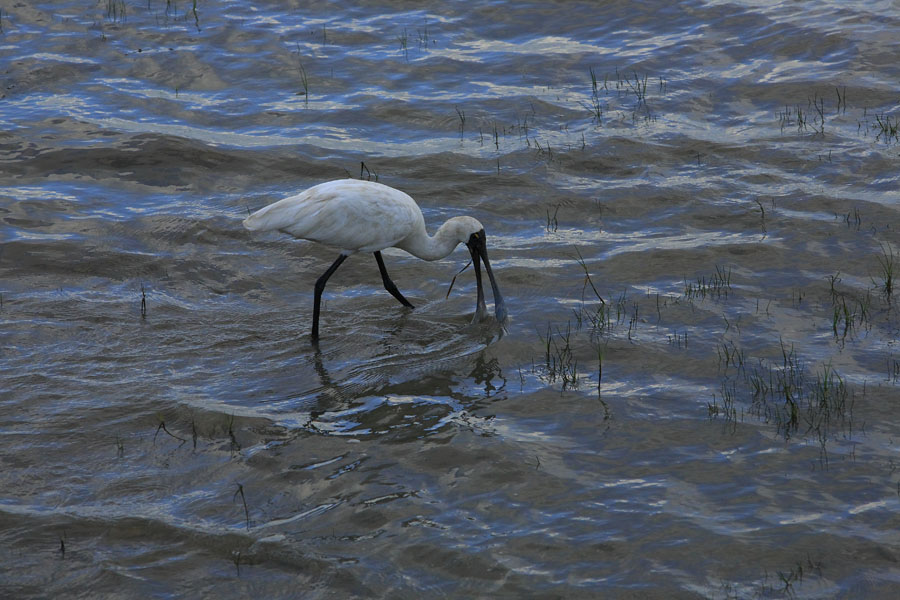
[398,218,466,261]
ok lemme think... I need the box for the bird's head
[450,216,485,244]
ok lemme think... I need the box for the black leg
[374,251,414,309]
[312,254,348,341]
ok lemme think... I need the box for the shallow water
[2,1,900,597]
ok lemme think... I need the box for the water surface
[2,1,900,597]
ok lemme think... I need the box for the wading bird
[243,179,507,340]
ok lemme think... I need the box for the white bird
[243,179,507,340]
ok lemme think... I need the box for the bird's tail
[242,214,257,230]
[242,195,311,233]
[242,205,273,231]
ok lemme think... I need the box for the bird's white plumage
[243,179,425,255]
[243,179,484,261]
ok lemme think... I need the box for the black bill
[466,230,507,323]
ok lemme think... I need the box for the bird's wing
[243,180,422,254]
[242,187,324,233]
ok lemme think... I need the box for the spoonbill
[243,179,507,340]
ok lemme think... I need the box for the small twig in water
[446,260,473,298]
[227,413,240,452]
[359,161,377,181]
[232,550,242,576]
[573,246,605,304]
[234,483,250,530]
[191,0,199,31]
[154,418,187,444]
[190,416,198,449]
[597,346,603,387]
[754,198,767,236]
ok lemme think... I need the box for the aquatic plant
[455,106,465,137]
[874,113,899,143]
[888,357,900,384]
[779,104,808,133]
[711,340,855,464]
[584,66,660,124]
[624,70,649,107]
[546,204,560,232]
[835,85,847,114]
[844,206,862,230]
[831,290,872,342]
[295,47,309,105]
[533,138,553,162]
[683,265,731,300]
[716,339,745,374]
[825,269,877,344]
[827,272,842,303]
[668,329,688,348]
[536,321,579,390]
[397,27,409,59]
[416,22,430,48]
[874,243,895,300]
[106,0,126,23]
[572,246,617,336]
[708,378,738,433]
[810,94,826,133]
[585,67,604,124]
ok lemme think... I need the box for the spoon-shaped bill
[481,250,507,323]
[467,231,507,323]
[471,247,488,321]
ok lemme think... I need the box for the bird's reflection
[301,322,506,434]
[469,352,505,398]
[303,344,334,432]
